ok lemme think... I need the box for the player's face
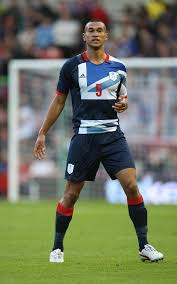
[83,22,108,49]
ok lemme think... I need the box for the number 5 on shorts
[96,83,102,96]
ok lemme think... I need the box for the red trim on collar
[82,51,89,61]
[105,53,109,62]
[81,51,109,62]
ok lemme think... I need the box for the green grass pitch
[0,201,177,284]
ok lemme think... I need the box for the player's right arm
[34,60,71,160]
[33,94,67,160]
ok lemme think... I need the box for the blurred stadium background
[0,0,177,203]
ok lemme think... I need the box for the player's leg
[53,180,84,251]
[101,131,163,261]
[50,180,84,263]
[115,168,163,262]
[115,168,148,251]
[101,133,148,250]
[50,133,100,262]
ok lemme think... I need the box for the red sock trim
[127,195,144,205]
[56,203,74,216]
[56,90,66,96]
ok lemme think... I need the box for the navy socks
[128,195,148,251]
[53,203,73,252]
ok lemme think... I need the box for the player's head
[83,21,108,50]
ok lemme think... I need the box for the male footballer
[33,21,163,263]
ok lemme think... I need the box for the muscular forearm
[38,95,66,136]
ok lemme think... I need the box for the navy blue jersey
[56,52,127,134]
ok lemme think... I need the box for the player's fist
[112,95,128,113]
[33,134,46,160]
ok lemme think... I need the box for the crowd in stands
[0,0,177,74]
[0,0,177,196]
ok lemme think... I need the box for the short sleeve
[56,61,72,95]
[117,64,127,96]
[119,65,127,87]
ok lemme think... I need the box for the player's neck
[85,48,107,64]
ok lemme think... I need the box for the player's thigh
[115,167,137,188]
[65,134,100,182]
[101,135,135,180]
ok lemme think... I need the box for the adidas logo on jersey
[79,73,86,78]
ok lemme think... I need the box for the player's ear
[83,33,86,42]
[105,32,108,41]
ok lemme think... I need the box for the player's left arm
[112,84,128,113]
[112,67,128,113]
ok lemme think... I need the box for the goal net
[8,58,177,202]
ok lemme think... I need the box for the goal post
[8,58,177,202]
[8,60,66,202]
[8,61,19,202]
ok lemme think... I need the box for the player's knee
[62,181,83,207]
[64,191,79,206]
[124,179,139,199]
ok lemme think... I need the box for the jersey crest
[67,163,74,174]
[109,71,117,81]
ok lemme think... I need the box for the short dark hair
[84,20,107,32]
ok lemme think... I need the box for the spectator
[145,0,167,20]
[156,39,171,57]
[1,0,23,34]
[18,95,37,140]
[33,11,54,49]
[89,0,110,27]
[52,2,81,57]
[171,41,177,57]
[0,149,7,196]
[156,22,173,42]
[17,21,34,50]
[70,0,92,27]
[137,29,156,57]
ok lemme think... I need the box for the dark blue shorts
[65,128,135,182]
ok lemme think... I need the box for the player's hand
[33,134,46,160]
[112,95,128,113]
